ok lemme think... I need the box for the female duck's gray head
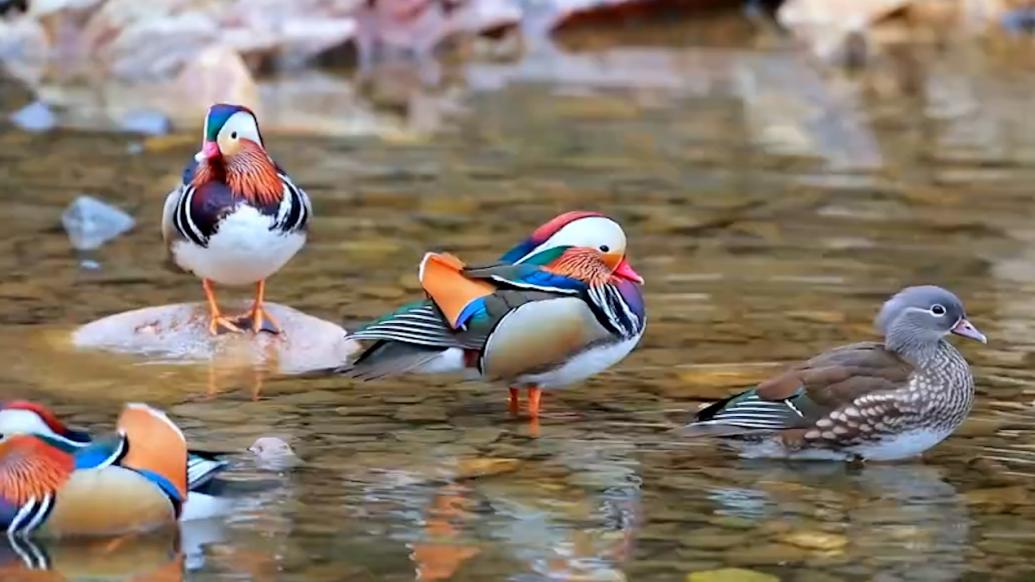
[876,285,986,356]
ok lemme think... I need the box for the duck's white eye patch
[931,304,946,316]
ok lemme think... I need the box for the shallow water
[6,19,1035,582]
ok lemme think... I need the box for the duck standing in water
[0,403,202,538]
[163,103,312,335]
[679,286,986,461]
[341,211,646,418]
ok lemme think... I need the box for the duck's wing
[681,342,915,438]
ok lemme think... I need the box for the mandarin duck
[0,403,204,538]
[680,286,986,461]
[0,400,228,492]
[342,211,646,417]
[162,103,312,335]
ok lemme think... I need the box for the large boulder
[73,302,358,374]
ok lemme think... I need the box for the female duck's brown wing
[682,342,915,437]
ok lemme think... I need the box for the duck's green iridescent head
[197,103,264,162]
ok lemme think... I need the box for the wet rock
[394,404,449,422]
[72,302,359,374]
[61,194,135,250]
[173,44,260,115]
[453,457,522,479]
[726,543,810,566]
[30,0,103,17]
[102,11,218,79]
[10,100,56,132]
[963,485,1029,506]
[249,436,302,470]
[0,17,48,83]
[681,530,752,550]
[457,426,503,446]
[119,109,171,135]
[687,568,779,582]
[779,531,849,552]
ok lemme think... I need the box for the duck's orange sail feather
[116,404,188,502]
[419,253,494,329]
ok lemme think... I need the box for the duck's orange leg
[203,278,243,335]
[241,280,281,334]
[527,387,543,418]
[508,387,520,414]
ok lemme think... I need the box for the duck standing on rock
[341,211,647,418]
[163,103,312,335]
[679,285,986,461]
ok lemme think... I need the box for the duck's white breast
[172,206,306,286]
[516,332,643,389]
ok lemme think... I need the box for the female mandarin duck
[162,103,312,335]
[680,286,986,461]
[343,211,646,417]
[0,403,198,538]
[0,401,227,492]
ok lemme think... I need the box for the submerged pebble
[249,436,302,470]
[61,195,135,250]
[10,100,56,132]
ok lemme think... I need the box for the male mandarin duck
[680,286,987,461]
[343,211,646,417]
[0,400,228,491]
[0,403,198,538]
[162,103,312,335]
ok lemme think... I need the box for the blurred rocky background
[2,0,1034,138]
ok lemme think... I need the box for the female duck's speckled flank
[0,403,226,538]
[340,211,647,417]
[680,285,987,461]
[162,103,312,335]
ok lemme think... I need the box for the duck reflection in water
[706,463,968,582]
[0,532,184,582]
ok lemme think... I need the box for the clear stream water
[4,18,1035,582]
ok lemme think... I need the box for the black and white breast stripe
[586,284,643,339]
[6,494,55,538]
[173,174,311,248]
[8,532,50,569]
[173,184,206,247]
[274,173,312,234]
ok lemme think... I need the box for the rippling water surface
[5,18,1035,582]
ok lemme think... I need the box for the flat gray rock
[73,302,358,374]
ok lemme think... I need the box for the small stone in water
[249,436,302,470]
[61,195,135,250]
[10,101,55,132]
[120,110,171,136]
[687,568,778,582]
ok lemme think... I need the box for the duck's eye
[230,131,238,140]
[931,304,946,316]
[599,245,610,252]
